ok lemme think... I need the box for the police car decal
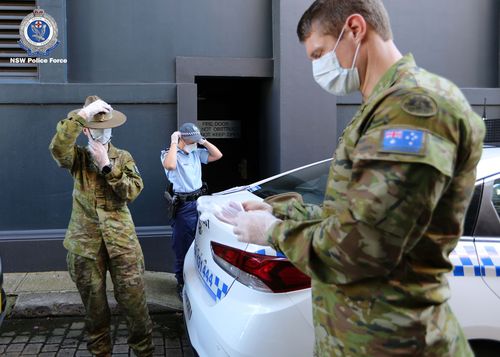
[450,243,500,277]
[194,241,229,302]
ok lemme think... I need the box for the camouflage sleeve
[268,160,451,284]
[48,114,86,170]
[268,103,457,284]
[105,152,144,202]
[271,199,323,221]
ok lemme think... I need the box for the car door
[474,174,500,299]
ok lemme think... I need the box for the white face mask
[183,143,197,153]
[312,26,361,96]
[89,128,112,145]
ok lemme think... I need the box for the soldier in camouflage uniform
[49,96,154,357]
[217,0,485,356]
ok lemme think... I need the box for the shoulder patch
[401,93,438,117]
[380,129,425,155]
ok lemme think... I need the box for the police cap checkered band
[179,122,203,142]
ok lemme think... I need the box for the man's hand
[78,99,112,120]
[198,137,207,145]
[88,138,110,170]
[242,201,273,213]
[215,201,280,246]
[171,131,181,145]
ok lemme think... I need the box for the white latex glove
[216,201,280,245]
[234,210,280,245]
[242,200,273,213]
[88,138,110,170]
[214,201,244,223]
[198,137,207,145]
[171,131,181,145]
[78,99,112,120]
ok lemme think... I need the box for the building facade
[1,0,499,272]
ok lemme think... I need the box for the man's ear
[345,14,367,42]
[82,127,89,136]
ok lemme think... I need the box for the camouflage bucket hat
[179,122,203,142]
[68,95,127,129]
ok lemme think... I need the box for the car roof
[477,146,500,180]
[247,147,500,192]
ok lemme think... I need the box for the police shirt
[161,147,209,193]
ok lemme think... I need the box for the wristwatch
[101,163,113,175]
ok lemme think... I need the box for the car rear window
[251,161,331,205]
[463,183,483,236]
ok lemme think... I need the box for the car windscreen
[251,160,332,205]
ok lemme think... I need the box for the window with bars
[0,0,37,80]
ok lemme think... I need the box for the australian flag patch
[380,129,425,155]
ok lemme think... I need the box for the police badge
[18,8,60,56]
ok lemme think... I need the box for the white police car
[183,147,500,357]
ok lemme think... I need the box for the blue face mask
[312,26,361,96]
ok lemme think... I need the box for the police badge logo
[18,8,60,56]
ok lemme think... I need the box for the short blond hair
[297,0,393,42]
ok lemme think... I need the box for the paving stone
[164,338,181,349]
[61,338,78,348]
[57,348,77,357]
[38,353,57,357]
[7,343,26,352]
[29,335,47,343]
[12,336,30,343]
[70,322,85,330]
[112,344,129,354]
[0,337,13,344]
[47,336,64,344]
[21,342,43,354]
[75,351,92,357]
[42,344,60,352]
[66,330,82,338]
[52,328,67,336]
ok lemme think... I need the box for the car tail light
[211,241,311,293]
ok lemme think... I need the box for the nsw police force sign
[18,8,60,56]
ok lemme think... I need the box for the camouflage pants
[67,244,154,356]
[313,285,473,356]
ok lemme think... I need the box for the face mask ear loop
[332,26,346,53]
[350,41,361,70]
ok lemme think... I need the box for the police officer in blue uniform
[161,123,223,299]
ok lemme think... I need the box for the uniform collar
[367,53,416,103]
[108,143,119,159]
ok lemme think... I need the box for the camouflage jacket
[267,54,485,356]
[49,113,144,259]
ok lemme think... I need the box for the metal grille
[0,1,37,80]
[484,118,500,144]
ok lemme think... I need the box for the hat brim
[68,109,127,129]
[181,133,203,142]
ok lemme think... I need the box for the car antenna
[482,97,487,121]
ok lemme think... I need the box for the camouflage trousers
[312,285,473,356]
[67,243,154,356]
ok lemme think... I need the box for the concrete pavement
[3,271,183,319]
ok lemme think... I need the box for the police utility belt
[174,186,205,202]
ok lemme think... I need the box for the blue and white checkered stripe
[255,247,286,258]
[198,268,230,303]
[450,243,500,277]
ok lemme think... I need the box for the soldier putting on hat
[161,123,222,300]
[49,96,154,357]
[216,0,485,356]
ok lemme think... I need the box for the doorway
[195,76,269,193]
